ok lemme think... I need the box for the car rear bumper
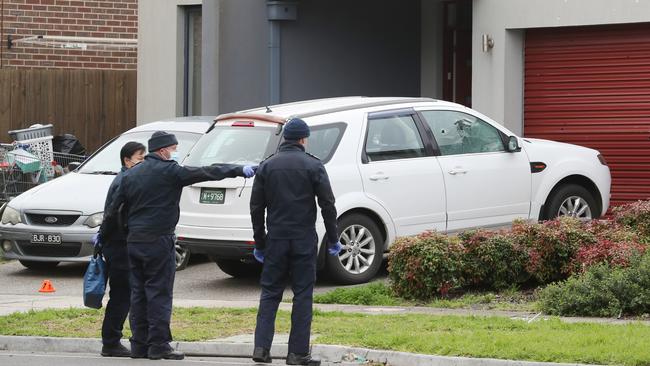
[177,237,254,259]
[175,224,328,259]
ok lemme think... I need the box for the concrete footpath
[0,335,600,366]
[0,294,647,325]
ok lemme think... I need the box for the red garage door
[524,23,650,207]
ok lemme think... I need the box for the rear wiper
[84,171,118,175]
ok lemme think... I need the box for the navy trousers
[254,235,318,355]
[127,235,176,355]
[101,241,131,347]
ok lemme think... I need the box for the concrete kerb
[0,335,599,366]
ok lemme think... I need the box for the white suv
[176,97,611,284]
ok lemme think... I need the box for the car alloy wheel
[175,243,190,271]
[338,224,376,275]
[557,195,593,220]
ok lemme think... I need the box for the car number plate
[31,233,62,244]
[200,188,226,204]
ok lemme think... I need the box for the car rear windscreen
[183,126,281,166]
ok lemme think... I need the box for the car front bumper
[0,224,95,262]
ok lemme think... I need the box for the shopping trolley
[0,125,88,203]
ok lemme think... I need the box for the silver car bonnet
[8,172,114,215]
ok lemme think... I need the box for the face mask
[170,151,180,162]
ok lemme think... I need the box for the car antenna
[265,106,272,113]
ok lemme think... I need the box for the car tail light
[246,241,256,245]
[597,154,608,166]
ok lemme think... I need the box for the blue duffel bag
[83,254,107,309]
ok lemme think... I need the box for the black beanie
[148,131,178,152]
[283,118,310,140]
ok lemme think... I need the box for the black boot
[286,353,321,366]
[148,349,185,360]
[101,343,131,357]
[253,347,272,363]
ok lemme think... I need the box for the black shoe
[286,353,321,366]
[101,343,131,357]
[253,347,272,363]
[148,349,185,360]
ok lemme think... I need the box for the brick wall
[1,0,137,70]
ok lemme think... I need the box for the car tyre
[215,259,262,278]
[326,213,383,285]
[543,184,599,220]
[19,260,59,270]
[175,243,191,271]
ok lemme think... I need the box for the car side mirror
[67,162,82,171]
[506,136,521,152]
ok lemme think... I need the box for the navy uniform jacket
[100,166,128,244]
[250,141,338,250]
[101,153,245,243]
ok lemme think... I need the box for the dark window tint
[305,123,346,164]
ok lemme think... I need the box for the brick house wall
[1,0,137,70]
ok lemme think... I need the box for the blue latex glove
[253,248,265,263]
[91,233,102,257]
[91,233,102,247]
[328,241,343,256]
[243,165,257,178]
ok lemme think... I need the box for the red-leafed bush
[613,200,650,242]
[510,218,595,284]
[388,231,465,300]
[458,229,529,290]
[388,205,650,302]
[573,239,646,272]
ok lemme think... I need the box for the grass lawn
[313,282,538,312]
[0,307,648,366]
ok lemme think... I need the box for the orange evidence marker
[38,280,56,293]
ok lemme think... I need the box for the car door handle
[448,168,468,175]
[369,173,389,181]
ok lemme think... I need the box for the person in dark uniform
[250,118,342,366]
[100,131,256,360]
[93,141,146,357]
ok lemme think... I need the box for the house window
[184,6,202,116]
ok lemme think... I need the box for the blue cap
[283,118,310,140]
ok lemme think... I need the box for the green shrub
[537,265,622,317]
[538,253,650,317]
[458,230,530,290]
[613,200,650,242]
[388,231,465,300]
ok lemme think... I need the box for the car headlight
[84,212,104,228]
[1,206,21,225]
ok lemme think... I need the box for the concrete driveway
[0,257,384,315]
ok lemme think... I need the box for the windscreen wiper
[84,171,118,175]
